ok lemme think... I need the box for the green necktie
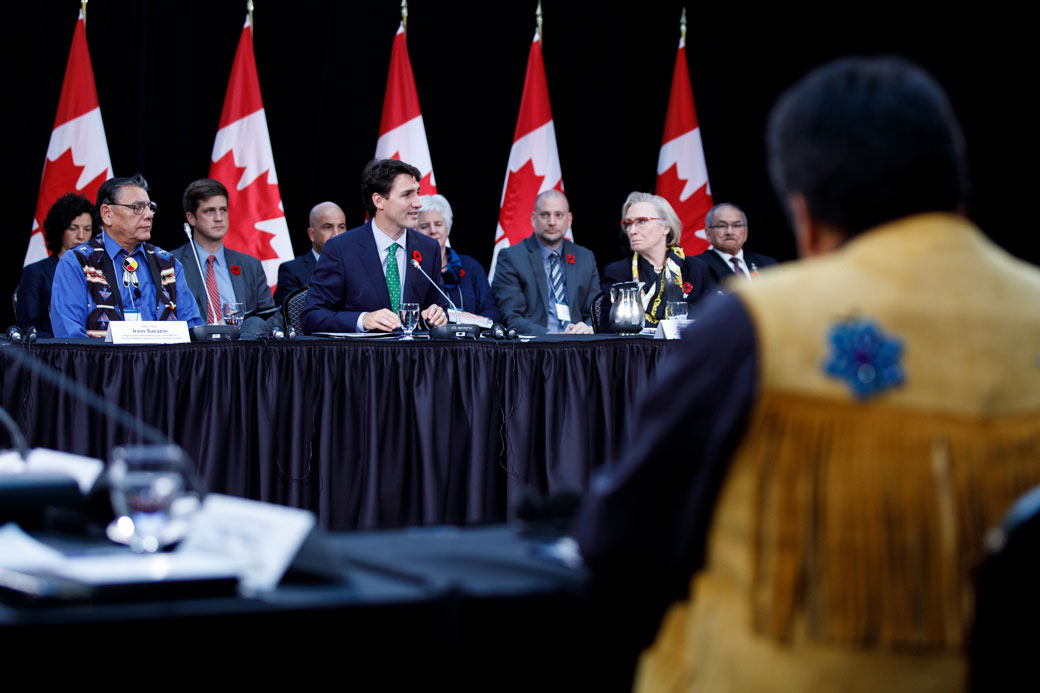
[386,242,401,313]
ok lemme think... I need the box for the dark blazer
[170,243,276,331]
[301,222,447,334]
[16,254,59,338]
[695,248,778,285]
[599,253,714,329]
[274,251,316,306]
[491,234,599,335]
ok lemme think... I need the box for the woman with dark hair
[16,193,95,337]
[416,194,500,323]
[599,191,713,330]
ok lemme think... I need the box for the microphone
[410,258,459,322]
[184,222,220,324]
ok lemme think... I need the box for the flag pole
[401,0,408,32]
[81,0,87,25]
[535,0,543,41]
[680,7,687,41]
[246,0,254,27]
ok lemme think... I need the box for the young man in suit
[273,201,347,305]
[491,190,599,335]
[695,203,777,283]
[301,159,447,334]
[171,178,276,333]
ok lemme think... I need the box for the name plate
[105,320,190,344]
[655,318,693,340]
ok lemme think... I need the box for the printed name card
[105,320,190,344]
[655,318,693,340]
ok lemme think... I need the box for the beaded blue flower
[823,319,904,400]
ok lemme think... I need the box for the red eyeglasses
[620,217,662,230]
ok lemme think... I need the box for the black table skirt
[1,336,677,529]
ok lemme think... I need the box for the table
[0,524,639,687]
[1,336,677,530]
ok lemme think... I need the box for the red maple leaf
[32,148,108,243]
[497,159,545,247]
[386,151,437,195]
[656,163,712,256]
[210,149,284,262]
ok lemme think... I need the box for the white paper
[0,523,65,571]
[177,493,316,592]
[53,553,240,585]
[25,448,104,494]
[106,320,190,344]
[555,303,571,323]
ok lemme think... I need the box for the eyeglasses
[708,221,745,231]
[620,217,662,230]
[108,201,158,215]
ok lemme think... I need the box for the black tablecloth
[1,336,676,529]
[0,525,637,688]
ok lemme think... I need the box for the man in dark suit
[491,190,599,335]
[171,178,276,332]
[273,201,347,305]
[695,203,777,284]
[301,159,447,334]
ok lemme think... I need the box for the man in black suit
[273,201,346,305]
[695,203,777,284]
[301,159,447,333]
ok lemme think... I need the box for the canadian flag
[209,15,293,288]
[24,9,112,266]
[655,35,713,256]
[489,32,568,280]
[375,23,437,194]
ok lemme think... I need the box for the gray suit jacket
[170,243,277,332]
[491,234,599,335]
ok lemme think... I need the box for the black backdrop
[2,1,1035,328]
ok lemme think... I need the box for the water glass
[398,302,420,340]
[108,445,200,553]
[665,301,688,320]
[223,302,245,327]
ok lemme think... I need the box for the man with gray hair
[492,189,599,334]
[695,202,776,284]
[273,201,347,305]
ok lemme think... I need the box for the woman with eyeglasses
[599,192,714,330]
[415,194,501,323]
[16,193,96,338]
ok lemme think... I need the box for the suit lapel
[359,222,392,309]
[226,249,249,309]
[402,230,422,304]
[525,235,550,312]
[560,240,579,311]
[182,248,208,315]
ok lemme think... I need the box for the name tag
[124,310,141,322]
[555,303,571,323]
[105,320,191,344]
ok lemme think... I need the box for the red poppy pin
[682,282,693,293]
[412,250,423,263]
[230,265,242,275]
[566,253,575,265]
[459,269,466,278]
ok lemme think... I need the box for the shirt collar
[536,237,564,261]
[712,247,745,264]
[311,248,321,261]
[193,240,227,268]
[371,220,406,254]
[102,230,144,261]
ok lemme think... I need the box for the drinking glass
[108,445,201,553]
[665,301,688,320]
[222,302,245,327]
[398,303,420,340]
